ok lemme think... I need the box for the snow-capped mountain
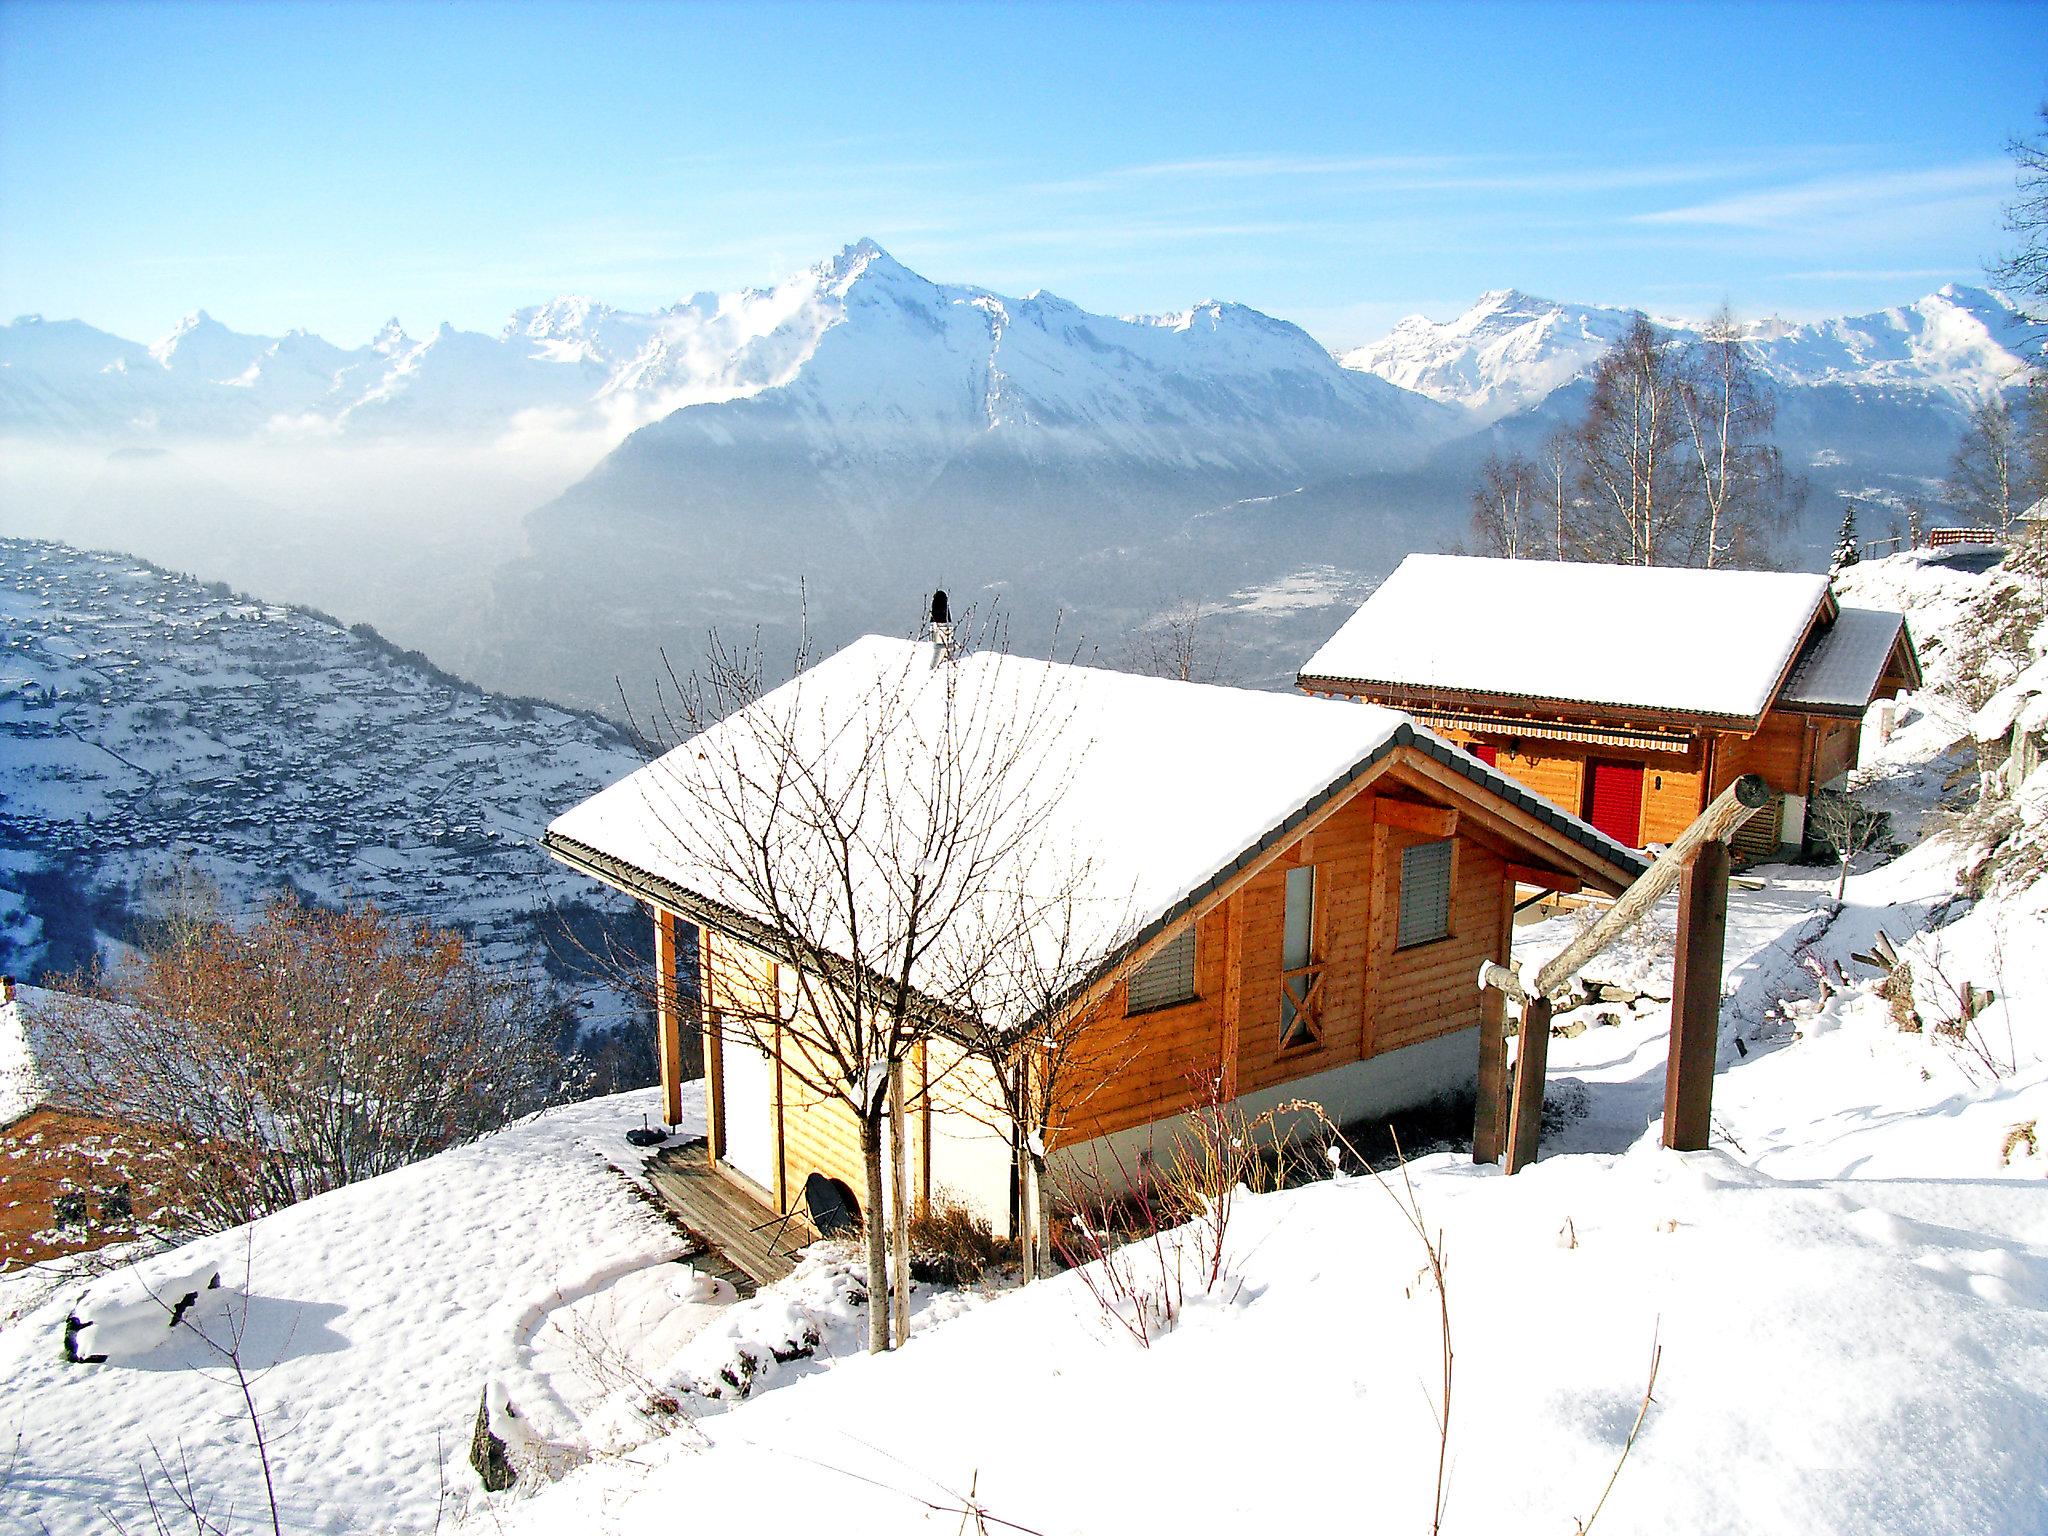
[0,239,1454,453]
[1339,290,1647,421]
[2,244,2031,716]
[1341,283,2034,422]
[1744,285,2035,399]
[467,241,1461,709]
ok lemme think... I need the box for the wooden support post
[1528,773,1768,1002]
[701,936,725,1161]
[652,909,685,1128]
[1220,895,1244,1097]
[1472,878,1514,1165]
[1503,995,1552,1175]
[1664,840,1730,1152]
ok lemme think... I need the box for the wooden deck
[646,1139,817,1295]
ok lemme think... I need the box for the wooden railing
[1929,527,2000,548]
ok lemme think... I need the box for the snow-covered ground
[4,546,2043,1534]
[0,1089,695,1533]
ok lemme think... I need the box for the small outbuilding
[1297,555,1921,861]
[0,980,155,1268]
[545,630,1646,1241]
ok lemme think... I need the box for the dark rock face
[469,1386,517,1492]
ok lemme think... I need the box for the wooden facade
[581,742,1642,1239]
[1303,595,1920,860]
[0,1107,156,1269]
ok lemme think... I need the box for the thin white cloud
[1634,161,2011,228]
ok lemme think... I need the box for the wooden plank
[1664,841,1729,1152]
[1373,797,1457,837]
[1505,861,1581,894]
[1220,892,1244,1096]
[1392,746,1640,892]
[1526,774,1767,1003]
[1055,752,1406,1027]
[1503,995,1552,1175]
[645,1140,819,1293]
[653,908,685,1127]
[1361,823,1389,1059]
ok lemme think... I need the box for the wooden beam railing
[1478,773,1771,1175]
[1281,962,1325,1046]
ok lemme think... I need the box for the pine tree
[1830,501,1861,574]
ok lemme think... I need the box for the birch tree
[1575,314,1695,565]
[1678,306,1788,568]
[634,610,1086,1352]
[1948,395,2026,534]
[942,887,1144,1283]
[1540,423,1575,560]
[1991,104,2048,325]
[1468,448,1542,559]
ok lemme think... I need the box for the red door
[1464,741,1499,766]
[1585,760,1645,846]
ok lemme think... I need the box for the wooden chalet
[0,979,155,1268]
[1297,555,1921,861]
[545,629,1645,1242]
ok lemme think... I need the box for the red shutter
[1585,760,1646,846]
[1464,741,1499,766]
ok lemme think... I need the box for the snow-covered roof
[547,636,1642,1024]
[1299,554,1833,722]
[2021,495,2048,525]
[1779,608,1913,713]
[1,984,69,1125]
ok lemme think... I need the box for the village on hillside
[0,537,643,984]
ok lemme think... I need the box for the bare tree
[1575,314,1696,565]
[1807,785,1887,903]
[943,890,1143,1283]
[1679,306,1787,568]
[634,609,1088,1352]
[1947,395,2027,535]
[1539,423,1576,560]
[1467,448,1542,559]
[46,894,561,1233]
[1991,104,2048,328]
[1130,596,1217,683]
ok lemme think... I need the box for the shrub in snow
[907,1201,1014,1285]
[43,891,565,1234]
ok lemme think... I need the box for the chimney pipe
[929,590,954,660]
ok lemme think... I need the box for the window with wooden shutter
[1397,839,1454,948]
[1127,925,1197,1014]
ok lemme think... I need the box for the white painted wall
[719,1034,777,1192]
[924,1090,1016,1236]
[1782,792,1808,849]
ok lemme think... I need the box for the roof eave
[1295,673,1765,734]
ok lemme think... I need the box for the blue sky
[1,0,2041,349]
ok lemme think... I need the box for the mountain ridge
[2,242,2027,445]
